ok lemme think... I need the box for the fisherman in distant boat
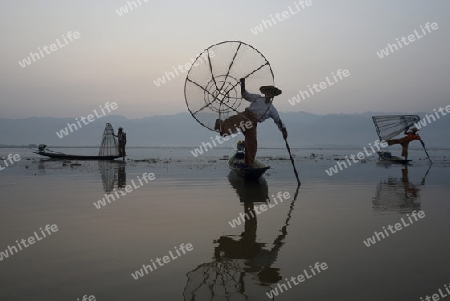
[214,78,287,168]
[114,127,127,157]
[386,127,424,160]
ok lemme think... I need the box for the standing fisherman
[114,127,127,157]
[215,78,288,167]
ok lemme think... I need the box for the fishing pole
[283,136,301,186]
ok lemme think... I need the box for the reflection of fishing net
[98,123,119,156]
[183,260,249,301]
[98,161,117,193]
[98,161,126,193]
[185,41,274,131]
[372,115,420,141]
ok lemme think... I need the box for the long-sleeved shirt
[242,90,285,131]
[114,132,127,142]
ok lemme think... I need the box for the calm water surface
[0,147,449,301]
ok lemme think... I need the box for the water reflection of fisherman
[118,164,126,189]
[218,174,281,283]
[373,166,422,213]
[214,199,283,285]
[183,176,299,299]
[401,167,419,199]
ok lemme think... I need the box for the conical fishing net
[372,115,420,141]
[98,123,119,156]
[184,41,274,131]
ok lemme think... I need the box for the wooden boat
[33,149,121,160]
[33,123,123,161]
[228,146,270,180]
[377,151,411,164]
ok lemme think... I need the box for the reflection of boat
[33,123,122,160]
[227,171,268,203]
[372,166,424,213]
[34,150,121,160]
[377,151,411,164]
[228,142,270,180]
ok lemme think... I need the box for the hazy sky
[1,0,449,119]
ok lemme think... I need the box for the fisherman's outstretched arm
[240,78,259,102]
[269,106,288,138]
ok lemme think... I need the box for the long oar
[284,137,301,186]
[420,140,432,164]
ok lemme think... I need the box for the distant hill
[1,111,449,148]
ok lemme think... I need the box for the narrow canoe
[33,151,122,161]
[228,150,270,180]
[377,151,411,164]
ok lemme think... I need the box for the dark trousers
[118,141,126,157]
[220,110,258,167]
[387,138,409,158]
